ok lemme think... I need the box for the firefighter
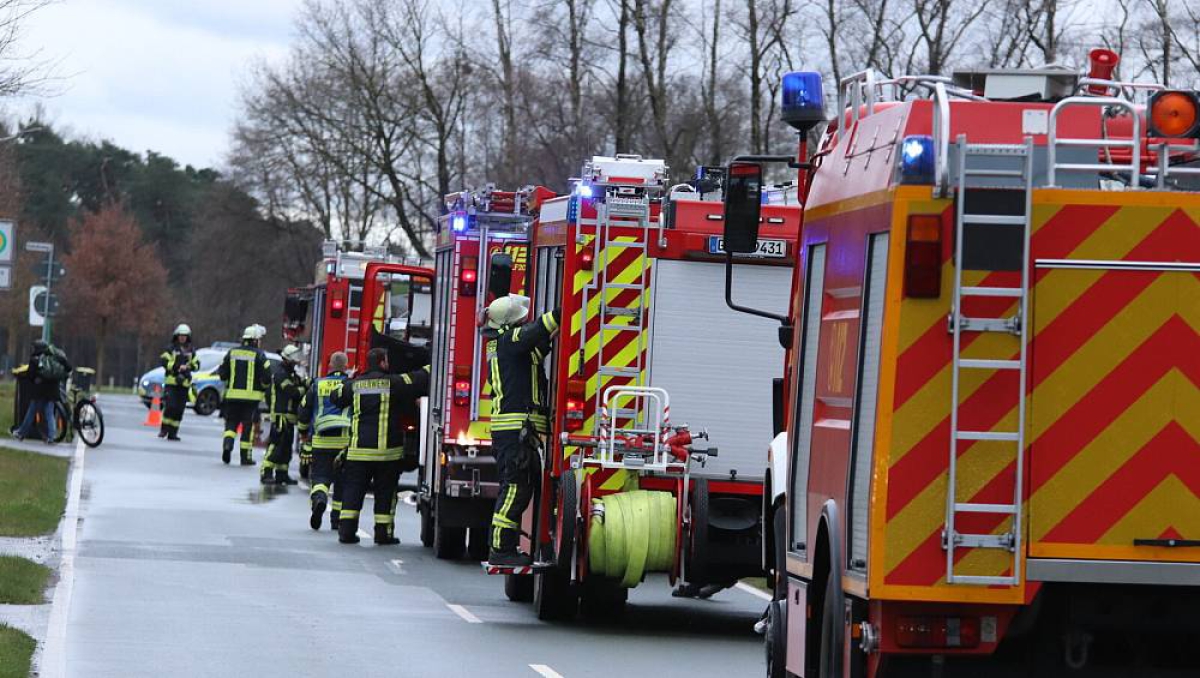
[158,324,199,441]
[483,295,561,567]
[260,344,306,485]
[298,351,351,531]
[331,348,429,546]
[217,325,271,466]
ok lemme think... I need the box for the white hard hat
[243,325,258,340]
[280,344,303,363]
[253,324,267,339]
[485,294,531,329]
[173,323,191,336]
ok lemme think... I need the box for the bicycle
[51,367,105,448]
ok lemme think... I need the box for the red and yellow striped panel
[872,190,1200,604]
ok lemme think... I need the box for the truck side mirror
[722,161,764,254]
[489,253,513,300]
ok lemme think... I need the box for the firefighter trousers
[222,400,258,462]
[263,418,296,473]
[160,385,188,437]
[338,459,401,538]
[490,428,538,554]
[309,447,343,509]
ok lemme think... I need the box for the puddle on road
[240,485,292,504]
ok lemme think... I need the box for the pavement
[48,395,765,678]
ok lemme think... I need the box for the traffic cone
[143,386,163,427]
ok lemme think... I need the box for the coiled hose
[589,490,678,588]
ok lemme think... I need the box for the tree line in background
[0,122,322,386]
[232,0,1200,258]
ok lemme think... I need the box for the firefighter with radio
[331,348,430,546]
[158,324,199,441]
[483,294,561,567]
[298,351,351,531]
[218,325,271,466]
[260,344,306,485]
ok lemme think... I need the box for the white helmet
[485,294,531,329]
[173,323,192,337]
[280,344,303,364]
[252,324,267,339]
[242,325,259,340]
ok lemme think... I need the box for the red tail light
[453,380,470,406]
[579,249,595,271]
[330,293,346,318]
[904,214,942,298]
[565,377,586,431]
[460,256,478,296]
[895,616,980,649]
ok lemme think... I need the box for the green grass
[0,556,50,605]
[0,447,68,537]
[0,625,34,678]
[0,382,13,439]
[742,576,771,593]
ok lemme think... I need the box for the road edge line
[39,437,86,678]
[446,603,483,624]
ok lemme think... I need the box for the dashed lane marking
[734,581,773,602]
[446,604,483,624]
[530,664,564,678]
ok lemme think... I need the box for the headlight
[141,379,150,389]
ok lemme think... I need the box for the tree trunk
[615,0,631,153]
[704,0,723,164]
[492,0,518,184]
[748,0,763,154]
[96,316,108,386]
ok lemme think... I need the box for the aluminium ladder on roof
[944,135,1034,586]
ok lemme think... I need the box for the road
[58,395,765,678]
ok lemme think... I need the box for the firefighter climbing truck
[486,155,802,619]
[738,51,1200,677]
[418,186,552,560]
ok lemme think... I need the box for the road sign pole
[42,244,52,343]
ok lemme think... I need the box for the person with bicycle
[14,340,72,443]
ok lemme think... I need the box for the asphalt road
[60,395,766,678]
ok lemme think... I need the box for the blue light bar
[781,71,827,132]
[898,135,936,184]
[577,183,594,199]
[451,214,468,232]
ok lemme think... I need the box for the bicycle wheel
[75,400,105,448]
[52,402,69,443]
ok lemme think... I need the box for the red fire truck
[734,51,1200,677]
[418,186,551,560]
[485,155,802,619]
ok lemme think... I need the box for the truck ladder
[944,136,1033,586]
[586,194,654,434]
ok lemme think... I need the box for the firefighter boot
[221,438,233,465]
[158,427,168,439]
[310,491,328,531]
[487,550,532,567]
[374,524,399,546]
[338,520,360,545]
[260,467,276,485]
[329,509,340,531]
[275,468,299,486]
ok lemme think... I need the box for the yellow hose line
[589,490,678,588]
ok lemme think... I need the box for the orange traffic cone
[143,387,163,427]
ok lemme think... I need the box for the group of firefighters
[152,292,557,563]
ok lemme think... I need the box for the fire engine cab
[485,155,801,620]
[733,50,1200,677]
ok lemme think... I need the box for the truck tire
[818,568,844,678]
[533,569,576,621]
[504,574,534,602]
[419,503,434,548]
[773,506,787,600]
[688,478,711,584]
[468,527,489,561]
[766,598,787,678]
[434,510,466,560]
[556,470,578,567]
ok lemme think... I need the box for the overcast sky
[19,0,304,170]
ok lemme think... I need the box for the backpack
[37,350,68,382]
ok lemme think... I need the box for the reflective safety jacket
[161,345,199,388]
[332,365,430,462]
[485,310,560,434]
[217,343,271,402]
[298,372,351,450]
[269,363,306,423]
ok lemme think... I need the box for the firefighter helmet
[485,294,531,329]
[280,344,303,364]
[242,325,259,341]
[173,323,191,337]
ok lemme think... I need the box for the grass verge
[0,446,68,537]
[0,556,50,605]
[0,381,12,438]
[0,625,34,678]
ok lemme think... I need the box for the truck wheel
[533,569,576,621]
[419,503,434,548]
[505,574,534,602]
[818,568,845,678]
[773,506,787,600]
[579,579,627,620]
[468,527,489,561]
[688,478,711,585]
[766,599,787,678]
[433,511,466,560]
[556,470,578,566]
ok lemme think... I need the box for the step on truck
[736,50,1200,677]
[485,154,802,619]
[418,186,552,560]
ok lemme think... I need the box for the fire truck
[732,50,1200,677]
[485,155,802,619]
[418,186,551,560]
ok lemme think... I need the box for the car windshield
[197,350,224,372]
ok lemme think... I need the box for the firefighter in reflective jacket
[483,295,561,567]
[261,344,306,485]
[217,326,271,466]
[298,351,351,531]
[159,323,199,441]
[331,348,430,546]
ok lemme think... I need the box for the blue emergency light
[781,71,827,132]
[898,135,936,184]
[576,183,594,199]
[451,214,468,232]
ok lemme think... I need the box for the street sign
[0,265,10,289]
[0,220,13,263]
[29,284,45,326]
[25,241,52,253]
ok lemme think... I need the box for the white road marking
[387,558,406,574]
[530,664,564,678]
[735,581,773,601]
[446,604,483,624]
[41,438,87,678]
[357,529,372,541]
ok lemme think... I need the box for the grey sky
[22,0,304,169]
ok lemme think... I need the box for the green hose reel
[588,490,678,588]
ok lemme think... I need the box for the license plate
[708,236,787,258]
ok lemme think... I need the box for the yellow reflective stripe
[378,392,390,450]
[542,312,558,333]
